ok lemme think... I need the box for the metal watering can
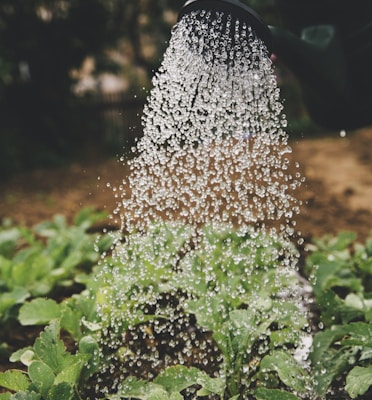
[179,0,372,130]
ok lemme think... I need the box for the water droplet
[90,9,308,396]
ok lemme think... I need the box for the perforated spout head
[178,0,272,55]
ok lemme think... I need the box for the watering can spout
[179,0,272,54]
[178,0,372,130]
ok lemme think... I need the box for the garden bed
[1,127,372,399]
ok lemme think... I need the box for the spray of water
[91,9,309,398]
[115,11,301,236]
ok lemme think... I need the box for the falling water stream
[116,11,301,235]
[92,9,309,399]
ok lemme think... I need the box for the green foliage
[110,366,225,400]
[90,222,309,398]
[306,230,372,398]
[18,298,61,326]
[4,219,309,399]
[2,212,372,399]
[0,208,113,323]
[0,320,98,399]
[0,370,30,392]
[346,366,372,398]
[254,387,300,400]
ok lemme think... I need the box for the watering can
[179,0,372,130]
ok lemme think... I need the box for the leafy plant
[0,320,99,400]
[4,212,372,399]
[89,223,310,399]
[0,208,113,324]
[306,230,372,398]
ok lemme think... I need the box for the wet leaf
[260,351,307,393]
[79,335,100,379]
[0,370,31,392]
[33,321,75,374]
[340,322,372,347]
[312,347,351,396]
[28,361,55,397]
[18,298,61,326]
[154,366,200,392]
[345,366,372,398]
[12,392,41,400]
[111,376,169,399]
[254,387,301,399]
[54,359,85,385]
[48,382,74,400]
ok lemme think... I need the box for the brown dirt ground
[1,127,372,243]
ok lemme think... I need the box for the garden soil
[1,127,372,243]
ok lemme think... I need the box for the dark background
[0,0,313,178]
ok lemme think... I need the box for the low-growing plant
[0,320,99,400]
[0,208,113,324]
[82,222,311,399]
[2,213,372,399]
[306,231,372,398]
[2,221,311,399]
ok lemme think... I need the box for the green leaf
[254,387,301,400]
[154,366,201,393]
[48,382,74,400]
[34,215,66,237]
[18,299,61,326]
[108,376,145,397]
[112,377,169,400]
[96,233,115,253]
[169,394,182,400]
[0,370,31,392]
[229,309,264,353]
[341,322,372,347]
[269,328,299,348]
[59,303,82,340]
[33,321,74,374]
[78,336,100,379]
[54,359,85,385]
[0,287,30,317]
[73,207,107,228]
[0,254,12,281]
[312,231,356,252]
[260,351,307,393]
[28,361,55,398]
[59,251,84,272]
[12,254,54,293]
[0,393,11,400]
[344,293,364,311]
[312,261,344,297]
[196,373,225,397]
[345,366,372,398]
[310,328,344,365]
[12,392,41,400]
[0,227,21,258]
[312,347,351,396]
[229,308,278,361]
[9,348,34,366]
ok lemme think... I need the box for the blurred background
[0,0,313,179]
